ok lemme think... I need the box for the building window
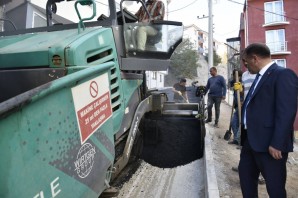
[160,74,162,82]
[152,72,157,80]
[198,46,204,54]
[273,59,286,67]
[264,1,285,24]
[32,12,47,28]
[265,29,287,53]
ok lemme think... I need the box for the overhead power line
[95,1,108,6]
[167,0,298,21]
[226,0,298,21]
[168,0,198,13]
[214,28,239,37]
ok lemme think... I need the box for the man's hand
[269,146,282,160]
[234,82,243,92]
[177,91,182,95]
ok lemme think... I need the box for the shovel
[179,93,189,103]
[235,71,242,145]
[224,71,241,142]
[224,95,234,141]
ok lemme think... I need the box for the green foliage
[170,38,200,79]
[205,50,222,66]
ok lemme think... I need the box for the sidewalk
[206,101,298,197]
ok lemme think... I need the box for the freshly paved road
[112,86,208,198]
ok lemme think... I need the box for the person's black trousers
[207,95,221,123]
[239,137,288,198]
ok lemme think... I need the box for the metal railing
[198,47,204,54]
[266,41,288,53]
[265,12,286,24]
[198,35,204,43]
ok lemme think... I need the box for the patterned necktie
[246,73,260,103]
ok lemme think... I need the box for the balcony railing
[198,36,204,43]
[266,41,288,53]
[265,12,286,24]
[198,47,204,54]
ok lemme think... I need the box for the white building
[213,39,227,65]
[183,24,227,66]
[146,71,167,88]
[183,24,208,55]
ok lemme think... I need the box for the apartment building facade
[183,24,208,55]
[241,0,298,73]
[239,0,298,130]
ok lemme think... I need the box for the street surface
[112,87,206,198]
[208,101,298,197]
[114,159,205,198]
[111,86,298,198]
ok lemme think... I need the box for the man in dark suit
[239,43,298,198]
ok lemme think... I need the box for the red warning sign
[71,73,112,144]
[77,92,112,143]
[89,81,98,98]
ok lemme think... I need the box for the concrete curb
[204,127,220,198]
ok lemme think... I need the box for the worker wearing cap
[173,78,189,103]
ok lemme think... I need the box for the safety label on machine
[71,73,112,144]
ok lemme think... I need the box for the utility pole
[208,0,213,77]
[0,5,4,32]
[197,0,214,78]
[166,0,170,20]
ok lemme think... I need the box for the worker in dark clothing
[228,69,243,144]
[172,78,189,103]
[205,67,226,127]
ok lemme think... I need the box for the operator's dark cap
[180,78,186,83]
